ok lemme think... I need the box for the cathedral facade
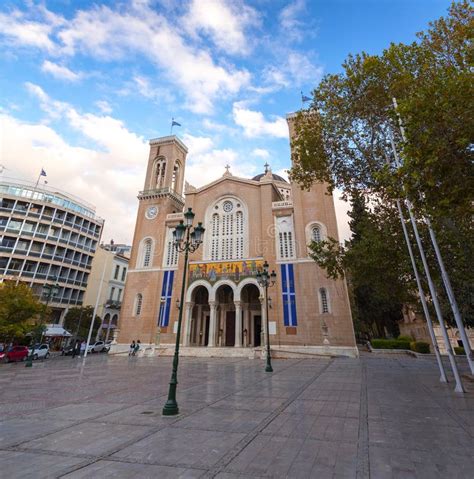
[116,115,357,357]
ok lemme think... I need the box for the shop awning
[44,325,72,337]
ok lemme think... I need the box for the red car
[0,346,29,363]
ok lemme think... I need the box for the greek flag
[171,119,181,127]
[40,168,47,177]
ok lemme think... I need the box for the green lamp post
[26,278,60,367]
[162,208,205,416]
[256,261,277,373]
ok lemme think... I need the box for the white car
[28,344,50,360]
[87,341,111,353]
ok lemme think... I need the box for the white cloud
[95,100,112,114]
[41,60,83,82]
[0,113,145,244]
[183,0,259,55]
[263,52,323,89]
[182,134,214,156]
[233,103,288,138]
[252,148,270,159]
[0,9,58,52]
[279,0,311,42]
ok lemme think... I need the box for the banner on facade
[189,259,264,285]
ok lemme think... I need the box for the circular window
[222,201,233,212]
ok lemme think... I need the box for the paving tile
[21,421,154,456]
[23,402,126,422]
[62,459,205,478]
[112,427,246,468]
[0,450,89,479]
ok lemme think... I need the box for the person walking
[129,340,136,356]
[80,340,86,357]
[72,339,80,358]
[134,339,141,356]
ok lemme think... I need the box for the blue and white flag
[171,119,181,127]
[301,91,311,103]
[40,168,47,177]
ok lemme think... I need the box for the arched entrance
[190,286,210,346]
[240,283,262,347]
[215,284,235,346]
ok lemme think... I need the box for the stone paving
[0,353,473,478]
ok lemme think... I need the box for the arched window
[164,228,178,268]
[276,216,296,260]
[135,294,143,316]
[171,163,180,191]
[139,238,153,268]
[319,288,329,313]
[312,226,321,242]
[153,158,166,189]
[206,198,247,260]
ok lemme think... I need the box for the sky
[0,0,453,244]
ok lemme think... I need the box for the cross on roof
[264,162,270,173]
[225,164,231,173]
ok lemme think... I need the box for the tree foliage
[0,282,46,340]
[293,1,473,331]
[63,306,101,340]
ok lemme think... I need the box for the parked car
[28,344,50,360]
[0,346,29,363]
[87,341,111,353]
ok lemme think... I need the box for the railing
[138,187,185,205]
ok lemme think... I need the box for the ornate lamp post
[26,278,59,367]
[256,261,277,372]
[162,208,205,416]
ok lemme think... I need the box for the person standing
[80,340,86,357]
[72,339,80,358]
[129,340,136,356]
[134,339,141,356]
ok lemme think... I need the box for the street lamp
[256,261,277,373]
[26,278,60,367]
[162,208,205,416]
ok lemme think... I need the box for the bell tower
[118,135,187,345]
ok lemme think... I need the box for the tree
[63,306,101,340]
[310,195,414,338]
[0,282,46,341]
[292,1,473,328]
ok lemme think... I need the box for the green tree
[63,306,101,340]
[292,1,473,328]
[0,282,46,341]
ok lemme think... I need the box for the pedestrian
[80,340,86,357]
[72,339,81,358]
[134,339,141,356]
[129,340,136,356]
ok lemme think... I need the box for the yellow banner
[189,259,264,284]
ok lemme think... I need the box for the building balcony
[105,300,122,310]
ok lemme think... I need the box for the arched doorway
[190,286,210,346]
[240,283,262,347]
[215,284,235,346]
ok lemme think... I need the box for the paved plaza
[0,353,473,478]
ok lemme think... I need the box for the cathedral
[116,115,357,358]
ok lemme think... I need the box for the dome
[252,172,288,183]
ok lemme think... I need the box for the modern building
[101,239,132,259]
[116,114,357,357]
[83,243,129,341]
[0,177,104,323]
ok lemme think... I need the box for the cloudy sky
[0,0,451,244]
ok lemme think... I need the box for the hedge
[454,346,466,355]
[410,341,430,354]
[370,339,411,350]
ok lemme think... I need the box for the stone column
[234,301,242,347]
[208,301,217,347]
[183,302,194,347]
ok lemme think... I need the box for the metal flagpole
[389,135,464,392]
[84,260,107,359]
[425,216,474,374]
[392,97,474,375]
[395,198,447,382]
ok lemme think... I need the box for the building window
[164,228,178,268]
[121,267,127,281]
[320,288,329,313]
[171,163,180,191]
[312,226,321,243]
[154,158,166,189]
[206,198,247,261]
[110,287,115,300]
[276,216,296,260]
[117,289,122,301]
[140,238,153,268]
[135,293,143,316]
[114,264,120,279]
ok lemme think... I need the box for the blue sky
[0,0,453,243]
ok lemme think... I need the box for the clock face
[223,201,233,213]
[145,206,158,219]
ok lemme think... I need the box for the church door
[225,311,235,346]
[254,315,262,347]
